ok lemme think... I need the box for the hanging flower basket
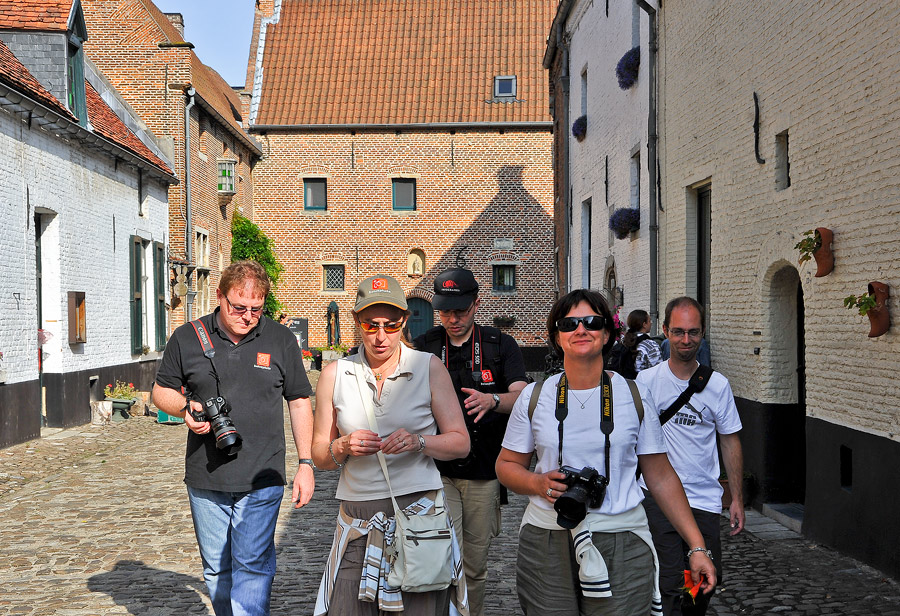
[572,115,587,141]
[609,207,641,239]
[844,281,890,337]
[616,46,641,90]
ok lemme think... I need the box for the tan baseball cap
[354,275,408,312]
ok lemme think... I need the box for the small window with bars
[218,159,236,194]
[323,264,345,291]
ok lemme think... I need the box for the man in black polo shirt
[413,267,527,616]
[152,260,313,616]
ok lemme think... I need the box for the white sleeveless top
[333,347,443,501]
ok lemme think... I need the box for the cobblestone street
[0,384,898,615]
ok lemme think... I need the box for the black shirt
[155,309,312,491]
[414,325,527,480]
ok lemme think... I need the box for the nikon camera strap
[556,371,614,482]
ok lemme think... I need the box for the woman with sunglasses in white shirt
[311,274,470,615]
[496,289,716,616]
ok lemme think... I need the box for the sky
[152,1,256,87]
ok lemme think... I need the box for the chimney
[165,12,185,38]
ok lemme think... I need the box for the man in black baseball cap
[413,267,527,616]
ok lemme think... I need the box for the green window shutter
[130,235,143,355]
[154,242,167,351]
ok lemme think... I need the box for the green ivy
[231,213,284,319]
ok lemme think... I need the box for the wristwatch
[416,434,427,452]
[490,393,501,410]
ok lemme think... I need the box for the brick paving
[1,377,899,615]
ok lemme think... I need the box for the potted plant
[794,228,834,277]
[616,46,641,90]
[493,315,517,328]
[609,207,641,239]
[572,115,587,142]
[104,380,138,420]
[302,348,313,371]
[844,282,890,337]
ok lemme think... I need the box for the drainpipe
[557,19,571,293]
[636,0,659,335]
[184,87,196,321]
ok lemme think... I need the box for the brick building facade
[246,0,556,354]
[81,0,261,330]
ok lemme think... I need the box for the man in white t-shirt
[637,296,745,616]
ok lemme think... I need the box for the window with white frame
[494,75,517,98]
[195,230,210,315]
[130,237,167,353]
[218,159,236,194]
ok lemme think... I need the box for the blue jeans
[187,485,284,616]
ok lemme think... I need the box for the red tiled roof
[253,0,554,126]
[0,38,76,120]
[0,0,72,31]
[85,80,173,175]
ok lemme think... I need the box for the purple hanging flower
[572,115,587,141]
[609,207,641,239]
[616,46,641,90]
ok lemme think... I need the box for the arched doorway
[406,297,433,340]
[766,265,806,507]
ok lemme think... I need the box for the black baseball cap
[432,268,478,310]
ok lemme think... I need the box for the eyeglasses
[225,296,264,315]
[556,315,606,332]
[437,303,475,319]
[668,328,702,339]
[359,320,404,334]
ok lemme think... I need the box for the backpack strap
[527,379,545,421]
[625,377,644,424]
[658,364,714,425]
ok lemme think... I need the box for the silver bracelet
[329,437,346,468]
[686,546,713,561]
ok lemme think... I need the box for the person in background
[152,260,314,616]
[496,288,716,615]
[414,267,528,616]
[627,310,662,373]
[311,274,470,615]
[637,296,745,616]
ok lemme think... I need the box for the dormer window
[66,39,87,126]
[494,75,517,98]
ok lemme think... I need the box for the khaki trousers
[441,476,502,616]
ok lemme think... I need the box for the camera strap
[190,319,223,398]
[556,371,613,481]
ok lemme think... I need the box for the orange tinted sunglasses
[359,320,404,334]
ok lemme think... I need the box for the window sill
[390,210,418,217]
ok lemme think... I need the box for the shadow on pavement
[87,559,209,614]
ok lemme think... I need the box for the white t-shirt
[636,361,742,513]
[502,371,666,516]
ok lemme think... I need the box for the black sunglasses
[556,315,606,332]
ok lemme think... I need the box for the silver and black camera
[554,465,609,529]
[190,396,243,456]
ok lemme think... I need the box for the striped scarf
[314,492,469,615]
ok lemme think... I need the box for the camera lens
[554,484,591,529]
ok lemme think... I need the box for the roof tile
[254,0,553,126]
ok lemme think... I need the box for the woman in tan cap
[312,274,471,615]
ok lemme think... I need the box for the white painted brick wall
[566,0,656,320]
[0,108,168,385]
[659,0,900,440]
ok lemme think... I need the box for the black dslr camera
[190,396,243,456]
[554,465,609,529]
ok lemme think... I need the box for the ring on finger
[546,488,553,497]
[361,440,365,447]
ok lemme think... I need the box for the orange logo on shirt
[256,353,271,367]
[481,369,494,384]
